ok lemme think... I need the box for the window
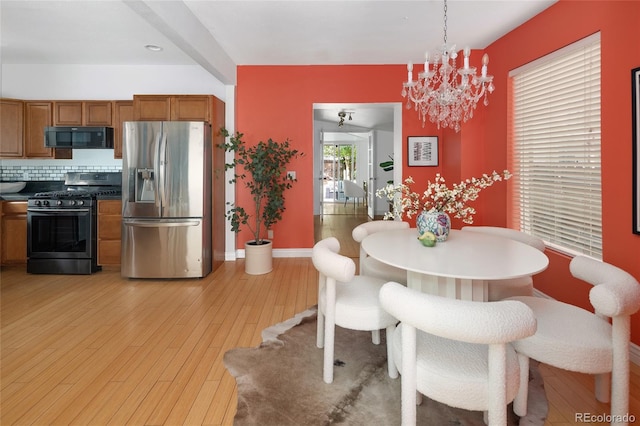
[508,33,601,259]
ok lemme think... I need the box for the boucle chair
[312,237,398,384]
[352,220,409,284]
[342,180,365,207]
[508,256,640,425]
[461,226,545,301]
[379,281,536,426]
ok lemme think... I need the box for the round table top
[361,228,549,281]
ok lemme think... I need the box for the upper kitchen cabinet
[85,102,112,126]
[113,100,133,159]
[133,95,213,123]
[0,99,24,157]
[133,95,171,121]
[171,96,212,121]
[23,102,72,159]
[53,101,113,126]
[24,102,53,158]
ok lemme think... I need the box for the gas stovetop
[28,172,121,208]
[32,188,121,199]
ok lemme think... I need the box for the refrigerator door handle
[153,131,162,209]
[159,132,168,208]
[123,219,201,228]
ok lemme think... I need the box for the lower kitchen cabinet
[1,201,28,265]
[98,200,122,266]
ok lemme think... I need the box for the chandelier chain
[443,0,447,45]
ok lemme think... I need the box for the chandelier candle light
[402,0,495,131]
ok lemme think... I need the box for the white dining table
[361,228,549,301]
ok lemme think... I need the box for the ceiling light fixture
[337,111,355,127]
[401,0,494,132]
[145,44,163,52]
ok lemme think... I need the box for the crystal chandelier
[401,0,495,132]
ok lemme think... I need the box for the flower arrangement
[376,170,512,224]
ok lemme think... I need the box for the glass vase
[416,210,451,242]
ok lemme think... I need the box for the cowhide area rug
[223,307,548,426]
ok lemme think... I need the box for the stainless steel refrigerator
[121,121,212,278]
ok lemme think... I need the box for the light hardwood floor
[1,205,638,425]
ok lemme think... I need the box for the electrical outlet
[287,171,296,180]
[268,230,274,239]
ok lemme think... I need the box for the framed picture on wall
[633,66,640,235]
[407,136,438,166]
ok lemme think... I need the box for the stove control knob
[43,200,49,206]
[56,200,63,206]
[69,200,76,206]
[35,200,41,206]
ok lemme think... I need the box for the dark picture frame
[633,67,640,235]
[407,136,438,166]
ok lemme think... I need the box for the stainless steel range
[27,172,121,274]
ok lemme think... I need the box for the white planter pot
[244,240,273,275]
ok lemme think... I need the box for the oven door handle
[28,208,91,213]
[123,219,200,228]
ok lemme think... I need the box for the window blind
[508,33,602,259]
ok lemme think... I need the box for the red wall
[485,0,640,342]
[236,1,640,342]
[236,65,446,248]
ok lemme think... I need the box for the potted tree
[220,128,301,274]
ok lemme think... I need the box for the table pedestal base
[407,271,488,302]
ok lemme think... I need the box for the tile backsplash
[0,165,121,181]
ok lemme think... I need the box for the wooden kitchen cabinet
[53,101,83,125]
[0,99,24,158]
[24,101,53,158]
[53,101,112,126]
[170,96,212,121]
[133,95,213,122]
[1,201,28,265]
[84,101,112,126]
[98,200,122,266]
[113,100,133,159]
[24,101,72,160]
[133,95,171,121]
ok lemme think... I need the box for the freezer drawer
[121,218,211,278]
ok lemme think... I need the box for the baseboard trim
[229,248,313,260]
[533,288,640,365]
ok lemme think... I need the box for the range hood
[44,126,114,149]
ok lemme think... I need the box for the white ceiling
[1,0,557,130]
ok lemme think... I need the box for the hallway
[314,201,370,262]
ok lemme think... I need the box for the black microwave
[44,126,114,149]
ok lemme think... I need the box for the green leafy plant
[219,128,301,245]
[379,155,394,184]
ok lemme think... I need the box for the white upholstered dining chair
[508,256,640,425]
[312,237,398,384]
[461,226,545,301]
[342,180,365,207]
[352,220,409,284]
[379,281,537,426]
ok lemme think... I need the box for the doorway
[312,102,402,236]
[321,134,368,216]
